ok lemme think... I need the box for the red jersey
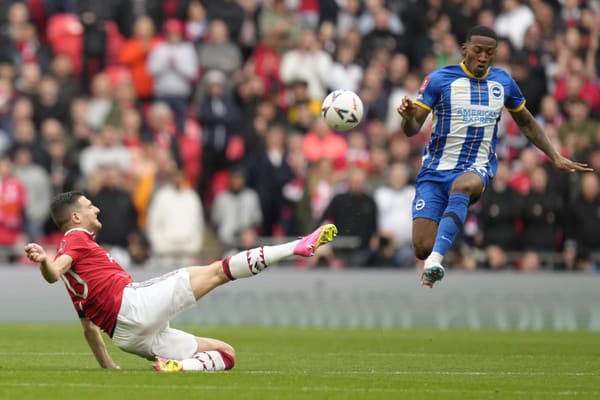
[55,229,133,336]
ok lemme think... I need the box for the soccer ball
[321,90,364,131]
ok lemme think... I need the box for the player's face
[75,196,102,232]
[462,35,497,77]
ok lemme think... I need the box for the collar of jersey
[65,228,95,237]
[460,61,490,80]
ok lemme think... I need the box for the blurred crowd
[0,0,600,271]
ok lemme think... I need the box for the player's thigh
[186,261,230,301]
[195,336,235,356]
[451,171,488,201]
[151,326,199,360]
[412,180,447,223]
[120,269,197,331]
[412,180,446,257]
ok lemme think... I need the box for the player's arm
[80,317,120,369]
[398,96,431,137]
[510,107,593,172]
[24,243,72,283]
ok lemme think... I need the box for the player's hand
[397,96,417,120]
[24,243,48,264]
[552,155,594,173]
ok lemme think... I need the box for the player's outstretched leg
[422,193,469,287]
[154,350,235,372]
[222,223,338,280]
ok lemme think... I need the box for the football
[321,90,364,131]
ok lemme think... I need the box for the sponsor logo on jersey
[415,199,426,211]
[456,108,500,124]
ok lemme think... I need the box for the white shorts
[112,268,198,360]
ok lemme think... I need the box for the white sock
[424,252,443,270]
[179,350,234,371]
[222,241,299,280]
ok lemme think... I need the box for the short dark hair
[50,191,85,231]
[466,25,498,43]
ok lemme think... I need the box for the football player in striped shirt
[398,25,592,287]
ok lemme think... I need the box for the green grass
[0,325,599,400]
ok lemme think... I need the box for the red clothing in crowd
[0,177,26,245]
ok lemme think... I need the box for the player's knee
[413,238,433,260]
[217,344,236,370]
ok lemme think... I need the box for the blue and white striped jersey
[414,62,525,177]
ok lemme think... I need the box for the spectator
[281,29,332,100]
[211,166,262,250]
[303,118,348,166]
[50,54,83,107]
[185,0,209,45]
[148,19,197,134]
[0,153,26,259]
[246,123,294,236]
[286,79,321,129]
[11,145,51,241]
[85,73,114,130]
[147,163,205,268]
[79,125,130,179]
[296,157,336,234]
[119,16,159,101]
[479,161,522,269]
[195,70,241,201]
[203,0,245,42]
[12,118,50,170]
[510,51,547,116]
[559,98,598,159]
[144,101,182,169]
[564,172,600,270]
[520,166,564,270]
[320,166,378,265]
[494,0,535,49]
[197,19,242,97]
[33,74,69,128]
[258,0,301,53]
[357,0,403,36]
[47,136,78,196]
[88,165,138,258]
[373,162,416,267]
[328,44,363,93]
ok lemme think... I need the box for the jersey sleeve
[414,71,442,111]
[59,234,89,264]
[504,77,526,112]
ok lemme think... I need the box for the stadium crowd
[0,0,600,271]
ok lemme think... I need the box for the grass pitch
[0,325,599,400]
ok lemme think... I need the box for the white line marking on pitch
[0,382,596,396]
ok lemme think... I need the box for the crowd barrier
[1,266,599,331]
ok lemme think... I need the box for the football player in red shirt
[25,191,338,372]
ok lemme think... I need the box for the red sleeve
[59,234,90,264]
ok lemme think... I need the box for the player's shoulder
[487,66,514,83]
[427,64,463,79]
[425,64,465,87]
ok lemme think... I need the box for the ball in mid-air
[321,90,364,131]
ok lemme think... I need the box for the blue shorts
[412,168,490,223]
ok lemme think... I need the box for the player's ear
[461,42,467,57]
[71,210,81,224]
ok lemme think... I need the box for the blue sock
[432,193,470,256]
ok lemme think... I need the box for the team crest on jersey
[489,84,503,99]
[419,76,431,92]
